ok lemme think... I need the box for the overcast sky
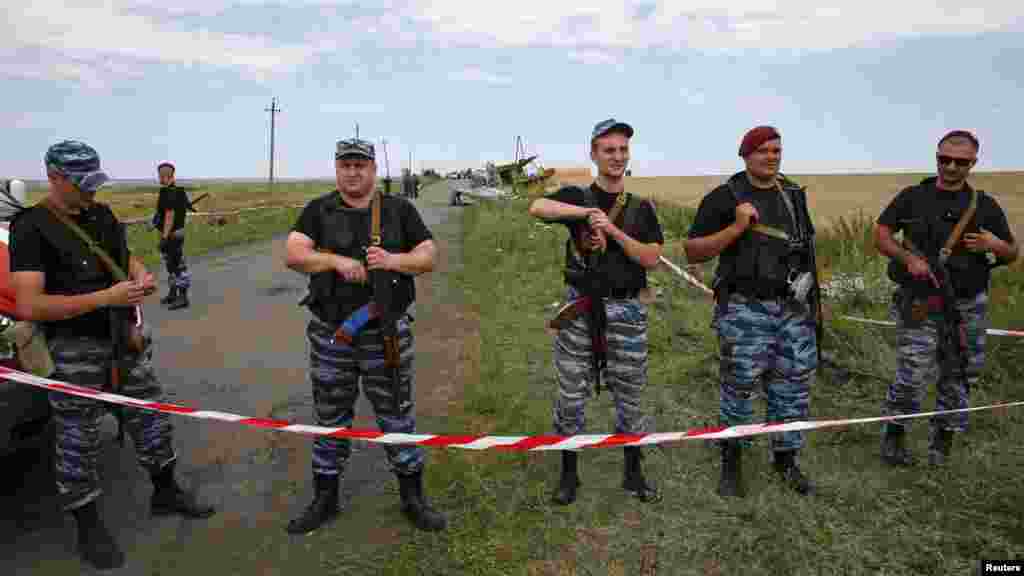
[2,1,1022,180]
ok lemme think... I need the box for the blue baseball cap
[44,140,110,192]
[335,138,376,160]
[591,118,634,141]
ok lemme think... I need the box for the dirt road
[0,183,475,575]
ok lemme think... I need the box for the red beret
[739,126,781,158]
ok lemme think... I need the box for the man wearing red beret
[874,130,1017,467]
[684,126,820,498]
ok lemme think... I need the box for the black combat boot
[880,423,917,467]
[622,447,660,502]
[550,450,580,506]
[71,500,125,570]
[772,450,814,495]
[150,461,216,518]
[167,287,190,310]
[928,427,954,466]
[286,473,340,535]
[397,470,447,531]
[717,440,745,498]
[160,285,178,306]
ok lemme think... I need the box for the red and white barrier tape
[2,365,1021,450]
[841,315,1024,338]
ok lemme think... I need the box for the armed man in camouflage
[283,137,446,535]
[154,161,192,309]
[9,141,214,571]
[685,126,820,498]
[875,130,1017,467]
[529,119,663,505]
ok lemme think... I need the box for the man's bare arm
[684,224,745,264]
[12,271,110,322]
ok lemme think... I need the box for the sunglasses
[937,155,973,167]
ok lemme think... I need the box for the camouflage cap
[591,118,634,141]
[44,140,109,192]
[335,138,375,160]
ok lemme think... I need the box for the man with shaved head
[875,130,1018,468]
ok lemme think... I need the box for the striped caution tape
[841,315,1024,338]
[2,365,1021,450]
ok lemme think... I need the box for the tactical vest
[562,185,642,291]
[715,173,816,289]
[305,193,415,323]
[886,181,992,296]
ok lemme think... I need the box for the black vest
[562,186,642,294]
[715,172,816,289]
[304,193,415,324]
[886,179,993,297]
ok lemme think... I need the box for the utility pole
[355,122,359,139]
[265,97,281,186]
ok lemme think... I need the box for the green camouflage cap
[44,140,110,192]
[335,138,375,160]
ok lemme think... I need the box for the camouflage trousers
[48,329,177,511]
[307,314,424,477]
[713,293,817,451]
[884,290,987,434]
[552,287,650,436]
[161,232,191,290]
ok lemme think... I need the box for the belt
[725,280,789,301]
[568,283,639,300]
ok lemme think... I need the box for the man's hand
[334,254,368,284]
[136,272,157,296]
[963,228,997,252]
[106,280,148,307]
[906,254,940,288]
[366,246,398,271]
[585,229,607,252]
[733,202,760,232]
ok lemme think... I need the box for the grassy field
[553,171,1024,241]
[380,195,1024,575]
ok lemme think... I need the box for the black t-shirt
[9,202,126,338]
[878,178,1014,295]
[545,183,663,293]
[687,173,799,286]
[292,191,433,322]
[156,185,187,231]
[687,177,795,240]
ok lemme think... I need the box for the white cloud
[3,0,1021,88]
[449,66,513,86]
[407,1,1024,51]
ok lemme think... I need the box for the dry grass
[551,170,1024,238]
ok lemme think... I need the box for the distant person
[874,130,1017,467]
[528,119,663,505]
[9,141,214,570]
[283,137,446,535]
[153,162,191,309]
[684,126,820,498]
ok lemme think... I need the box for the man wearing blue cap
[284,137,446,535]
[528,119,663,505]
[8,140,215,570]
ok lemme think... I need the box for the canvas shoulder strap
[370,188,382,247]
[39,198,128,281]
[939,187,977,263]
